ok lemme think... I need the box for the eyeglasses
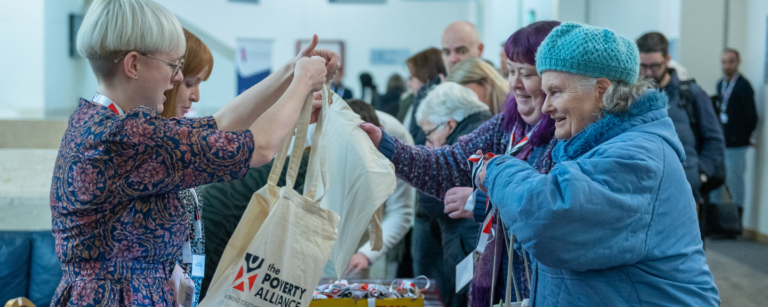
[114,52,184,77]
[640,62,665,72]
[424,123,445,138]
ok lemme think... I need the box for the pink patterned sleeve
[108,110,254,198]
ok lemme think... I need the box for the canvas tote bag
[199,93,339,307]
[309,83,396,279]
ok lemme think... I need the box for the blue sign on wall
[236,38,273,94]
[370,49,410,65]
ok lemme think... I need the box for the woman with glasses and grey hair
[49,0,338,306]
[417,82,492,149]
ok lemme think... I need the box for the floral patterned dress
[50,99,254,307]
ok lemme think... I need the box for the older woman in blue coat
[477,23,720,306]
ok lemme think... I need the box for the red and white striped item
[92,92,124,115]
[476,208,496,253]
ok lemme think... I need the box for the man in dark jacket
[712,49,757,208]
[637,32,725,202]
[331,68,353,100]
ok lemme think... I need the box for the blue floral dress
[50,99,254,307]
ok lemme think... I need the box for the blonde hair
[447,57,509,115]
[416,82,489,127]
[162,29,213,118]
[77,0,185,79]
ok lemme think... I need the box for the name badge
[182,241,192,264]
[168,264,195,307]
[455,252,474,293]
[194,220,203,239]
[192,254,205,277]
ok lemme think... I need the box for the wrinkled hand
[344,253,371,277]
[295,56,327,92]
[444,187,474,219]
[297,34,340,82]
[476,150,495,193]
[359,123,382,149]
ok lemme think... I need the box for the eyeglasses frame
[424,123,446,139]
[114,51,184,77]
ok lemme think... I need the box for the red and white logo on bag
[232,253,264,293]
[225,252,309,305]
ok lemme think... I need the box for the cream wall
[0,0,46,118]
[557,0,683,64]
[557,0,588,24]
[736,0,768,240]
[679,0,726,95]
[480,0,520,70]
[155,0,475,115]
[43,0,98,118]
[0,0,97,119]
[1,0,477,117]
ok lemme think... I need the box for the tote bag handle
[266,92,314,188]
[303,81,333,200]
[500,219,532,307]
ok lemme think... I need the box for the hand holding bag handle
[267,92,314,191]
[205,93,315,301]
[201,89,340,307]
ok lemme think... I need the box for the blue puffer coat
[484,90,720,306]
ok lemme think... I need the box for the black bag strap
[678,79,702,152]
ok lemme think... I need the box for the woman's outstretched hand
[359,123,382,149]
[297,34,340,82]
[343,253,371,277]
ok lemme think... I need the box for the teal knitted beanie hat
[535,22,640,84]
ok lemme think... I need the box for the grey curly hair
[572,73,656,114]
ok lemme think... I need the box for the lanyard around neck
[506,121,540,156]
[190,188,201,221]
[721,73,739,98]
[92,92,124,115]
[719,73,740,117]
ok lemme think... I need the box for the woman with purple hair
[360,20,561,305]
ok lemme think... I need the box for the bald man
[442,21,485,71]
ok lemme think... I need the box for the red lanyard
[92,92,124,115]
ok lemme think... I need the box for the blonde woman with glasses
[49,0,338,306]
